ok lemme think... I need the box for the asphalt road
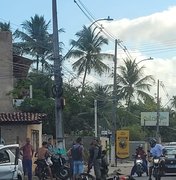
[131,175,176,179]
[108,161,176,180]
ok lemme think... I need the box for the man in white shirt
[148,138,165,180]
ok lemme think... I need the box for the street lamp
[84,17,113,138]
[89,16,113,29]
[136,57,153,65]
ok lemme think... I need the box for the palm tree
[0,22,11,31]
[67,25,113,94]
[170,96,176,109]
[117,58,155,110]
[93,84,113,131]
[14,14,53,72]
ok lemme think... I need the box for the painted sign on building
[116,130,129,159]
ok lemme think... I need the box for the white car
[0,144,24,180]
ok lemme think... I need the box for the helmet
[138,144,143,149]
[149,138,157,147]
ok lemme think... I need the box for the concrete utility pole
[111,39,118,166]
[52,0,64,149]
[94,99,98,138]
[156,79,160,142]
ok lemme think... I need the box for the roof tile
[0,112,47,124]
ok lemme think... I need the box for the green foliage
[117,58,155,110]
[8,79,31,99]
[67,26,112,94]
[123,125,145,141]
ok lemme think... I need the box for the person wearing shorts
[71,137,84,180]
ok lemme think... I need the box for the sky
[1,0,176,106]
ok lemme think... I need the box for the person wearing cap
[130,144,148,176]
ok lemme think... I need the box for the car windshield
[165,147,176,155]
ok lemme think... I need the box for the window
[31,130,39,152]
[0,149,10,164]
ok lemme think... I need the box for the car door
[0,144,20,180]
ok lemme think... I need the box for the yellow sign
[116,130,129,159]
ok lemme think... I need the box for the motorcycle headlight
[154,159,160,163]
[136,160,142,163]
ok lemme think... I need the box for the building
[0,31,46,150]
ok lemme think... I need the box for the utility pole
[111,39,118,166]
[156,79,160,142]
[94,99,98,138]
[52,0,64,149]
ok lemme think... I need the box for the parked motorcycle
[152,156,165,180]
[34,154,70,180]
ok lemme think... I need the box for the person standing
[67,141,75,179]
[87,141,94,173]
[36,141,53,180]
[20,137,34,180]
[71,137,84,180]
[92,138,102,180]
[101,150,109,180]
[47,138,55,155]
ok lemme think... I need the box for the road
[131,175,176,179]
[108,161,176,180]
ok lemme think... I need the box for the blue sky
[1,0,176,53]
[1,0,176,105]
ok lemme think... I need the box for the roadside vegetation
[1,14,176,142]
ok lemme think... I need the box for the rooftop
[0,112,47,125]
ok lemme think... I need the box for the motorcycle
[135,155,144,177]
[35,154,70,180]
[152,156,165,180]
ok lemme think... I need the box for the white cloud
[104,6,176,45]
[103,6,176,106]
[64,6,176,106]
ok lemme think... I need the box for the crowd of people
[19,136,166,180]
[19,136,109,180]
[67,137,109,180]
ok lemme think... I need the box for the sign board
[141,112,169,126]
[116,130,129,159]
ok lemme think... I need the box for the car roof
[0,144,19,150]
[165,145,176,149]
[168,142,176,145]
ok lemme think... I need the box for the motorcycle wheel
[153,168,161,180]
[35,166,47,180]
[155,176,161,180]
[79,173,95,180]
[137,172,142,177]
[136,165,143,177]
[55,167,70,179]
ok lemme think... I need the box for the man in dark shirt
[92,138,102,180]
[71,137,84,180]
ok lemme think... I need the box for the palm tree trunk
[36,55,39,72]
[41,57,44,73]
[81,67,88,96]
[127,94,132,112]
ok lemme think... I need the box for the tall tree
[170,96,176,109]
[0,22,11,31]
[14,14,52,72]
[117,58,155,110]
[67,25,112,94]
